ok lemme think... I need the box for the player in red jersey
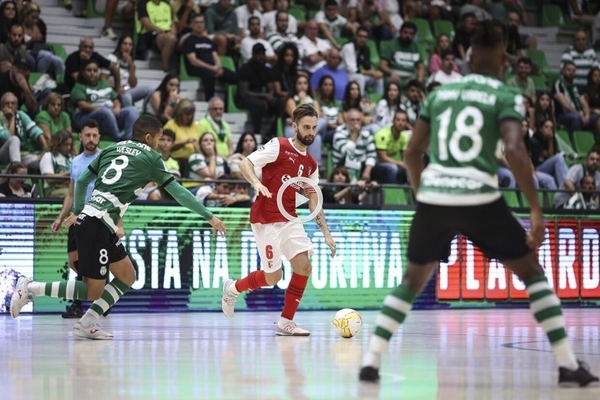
[221,104,336,336]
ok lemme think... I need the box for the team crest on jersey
[100,266,107,276]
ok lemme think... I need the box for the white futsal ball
[332,308,363,338]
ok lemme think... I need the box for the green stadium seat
[219,55,236,71]
[99,140,114,149]
[556,129,574,153]
[179,55,195,82]
[289,6,306,22]
[227,85,247,113]
[541,4,580,30]
[28,72,43,86]
[50,43,68,62]
[417,43,429,70]
[433,20,455,42]
[502,190,520,207]
[521,191,547,208]
[369,92,382,102]
[411,18,435,48]
[307,9,319,21]
[573,130,595,158]
[530,75,547,90]
[384,187,409,206]
[366,40,380,69]
[277,117,284,137]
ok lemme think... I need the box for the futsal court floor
[1,309,599,400]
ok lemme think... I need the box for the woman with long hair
[35,92,73,150]
[532,91,556,130]
[71,59,139,141]
[283,74,326,165]
[144,73,181,125]
[530,118,568,190]
[164,98,200,172]
[0,1,17,44]
[0,162,32,198]
[373,81,402,131]
[273,43,302,101]
[103,34,154,108]
[185,131,226,188]
[429,34,459,74]
[340,80,374,126]
[316,75,342,143]
[39,130,73,198]
[583,67,600,138]
[228,133,258,180]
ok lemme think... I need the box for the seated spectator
[299,20,332,74]
[429,34,460,75]
[164,99,200,170]
[322,165,370,206]
[158,128,181,176]
[379,22,425,85]
[533,92,556,130]
[0,24,29,73]
[506,10,536,51]
[426,51,462,86]
[236,43,279,138]
[240,16,276,64]
[235,0,263,37]
[315,75,342,143]
[205,0,240,56]
[272,43,304,106]
[264,0,298,36]
[172,0,200,38]
[355,0,393,42]
[283,74,326,163]
[453,12,476,74]
[491,0,529,26]
[315,0,356,49]
[136,0,177,72]
[139,169,181,201]
[228,132,259,180]
[460,0,492,21]
[182,14,237,101]
[0,1,18,45]
[332,108,376,182]
[0,92,45,168]
[554,149,600,208]
[103,35,154,108]
[186,131,226,187]
[310,48,348,101]
[529,119,568,190]
[144,73,181,124]
[561,30,598,93]
[198,97,233,159]
[340,27,384,96]
[340,81,373,126]
[552,61,597,134]
[230,182,252,207]
[71,59,139,141]
[400,79,424,126]
[372,82,401,133]
[39,130,73,198]
[371,109,409,184]
[563,175,599,209]
[0,59,37,116]
[568,0,596,27]
[64,37,120,94]
[100,0,136,40]
[35,92,72,145]
[267,11,305,58]
[582,67,600,137]
[20,2,65,79]
[507,56,536,103]
[195,174,251,207]
[0,162,32,197]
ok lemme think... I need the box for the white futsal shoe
[73,322,114,340]
[275,319,310,336]
[221,278,239,318]
[10,276,33,318]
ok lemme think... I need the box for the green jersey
[418,74,526,206]
[83,140,174,232]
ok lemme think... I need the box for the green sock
[526,275,578,370]
[81,279,130,324]
[371,285,416,348]
[39,281,88,300]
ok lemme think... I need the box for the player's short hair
[292,103,319,125]
[400,21,417,33]
[517,56,532,67]
[441,50,454,60]
[394,108,408,119]
[132,115,164,141]
[81,119,99,131]
[325,0,337,8]
[471,19,505,49]
[406,79,423,91]
[562,61,576,70]
[162,128,176,141]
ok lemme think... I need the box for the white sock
[362,351,383,369]
[553,339,579,370]
[79,311,98,328]
[27,281,44,297]
[229,281,240,295]
[278,316,291,327]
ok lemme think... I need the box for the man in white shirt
[315,0,356,49]
[241,16,277,64]
[299,20,332,73]
[235,0,263,37]
[263,0,298,35]
[426,51,462,86]
[340,27,384,95]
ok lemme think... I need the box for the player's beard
[84,142,98,152]
[295,130,315,146]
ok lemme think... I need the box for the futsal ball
[332,308,363,338]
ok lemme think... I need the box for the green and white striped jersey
[418,74,526,206]
[332,125,377,181]
[82,140,174,232]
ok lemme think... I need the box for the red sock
[281,273,309,320]
[235,270,268,293]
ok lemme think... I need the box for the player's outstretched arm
[239,158,272,198]
[308,193,336,258]
[51,180,74,233]
[501,119,544,250]
[73,168,97,214]
[163,180,226,237]
[404,118,431,195]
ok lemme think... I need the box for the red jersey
[247,137,319,224]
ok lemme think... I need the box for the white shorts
[251,222,314,272]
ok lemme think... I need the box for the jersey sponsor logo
[90,194,107,204]
[422,174,484,190]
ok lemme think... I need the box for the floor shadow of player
[275,336,311,400]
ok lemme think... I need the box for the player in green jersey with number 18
[10,115,227,340]
[359,20,599,387]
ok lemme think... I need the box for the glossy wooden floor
[2,309,600,400]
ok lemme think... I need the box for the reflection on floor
[1,309,599,400]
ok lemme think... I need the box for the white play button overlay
[276,176,324,223]
[295,191,309,208]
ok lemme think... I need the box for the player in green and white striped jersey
[10,116,227,340]
[360,19,599,387]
